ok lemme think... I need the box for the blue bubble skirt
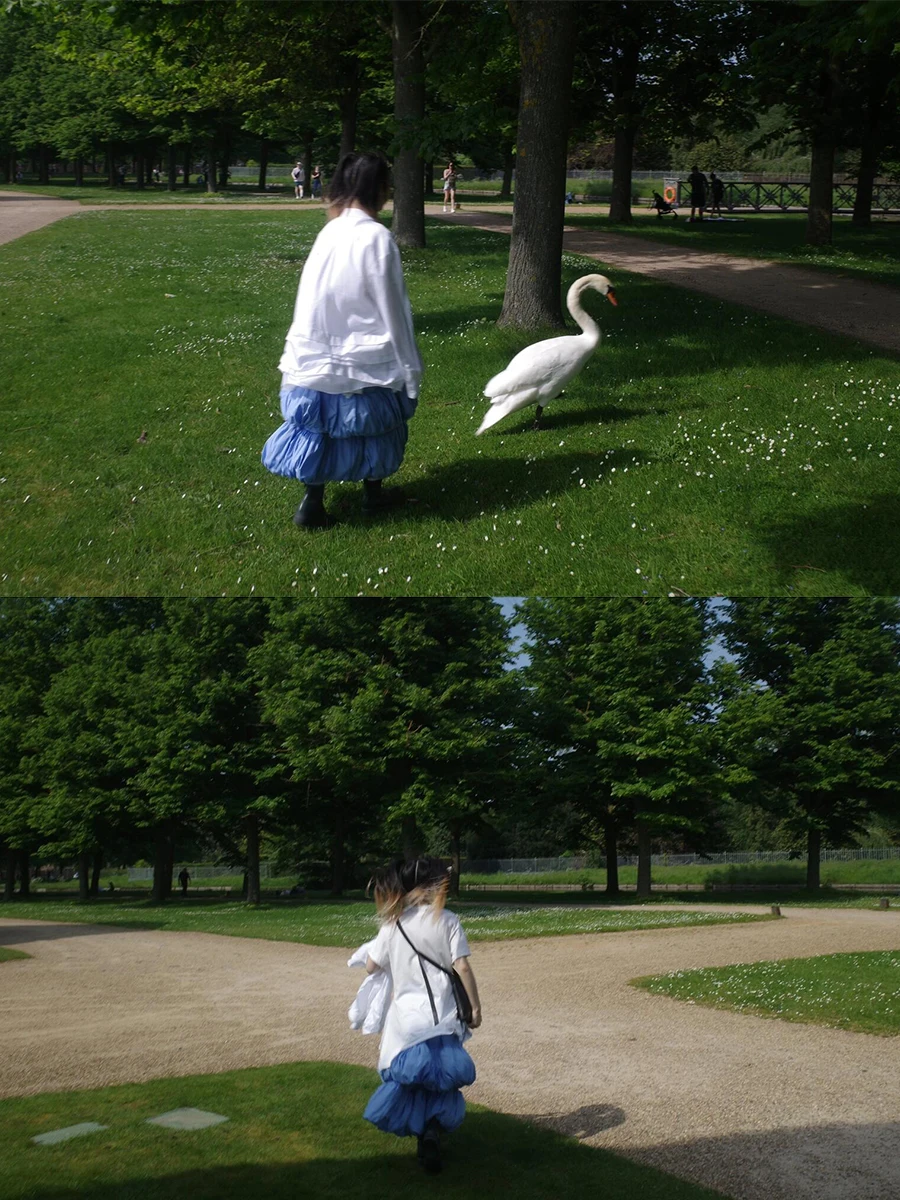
[364,1034,476,1138]
[261,383,417,486]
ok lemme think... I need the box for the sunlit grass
[0,1063,727,1200]
[0,897,772,947]
[632,950,900,1036]
[0,946,29,962]
[3,210,899,595]
[462,858,900,888]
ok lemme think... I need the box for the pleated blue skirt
[364,1034,476,1138]
[261,384,417,485]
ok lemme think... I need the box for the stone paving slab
[31,1121,107,1145]
[145,1107,229,1131]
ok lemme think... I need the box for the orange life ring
[664,185,676,203]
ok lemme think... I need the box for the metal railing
[667,177,900,214]
[461,847,900,874]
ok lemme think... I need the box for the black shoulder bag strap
[396,919,442,1025]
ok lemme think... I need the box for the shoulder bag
[396,920,474,1026]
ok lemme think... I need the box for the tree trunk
[498,1,576,328]
[18,850,30,898]
[330,810,345,897]
[38,145,49,185]
[338,59,360,158]
[245,813,261,905]
[164,835,175,899]
[3,849,15,900]
[424,160,435,199]
[392,0,426,248]
[449,822,462,899]
[90,852,102,897]
[257,138,269,191]
[183,146,192,188]
[852,137,879,228]
[608,15,640,224]
[167,144,177,192]
[106,145,116,188]
[151,828,170,903]
[806,134,834,246]
[604,817,619,896]
[635,819,652,898]
[218,135,229,189]
[206,138,217,193]
[135,149,146,191]
[806,825,821,890]
[500,145,515,200]
[78,852,91,901]
[74,157,84,187]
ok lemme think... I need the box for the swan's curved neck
[567,283,601,344]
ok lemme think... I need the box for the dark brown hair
[369,857,450,924]
[326,152,389,214]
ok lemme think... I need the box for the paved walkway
[438,209,900,356]
[3,192,898,355]
[2,906,899,1200]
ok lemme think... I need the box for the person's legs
[419,1118,442,1174]
[362,479,406,513]
[294,484,335,529]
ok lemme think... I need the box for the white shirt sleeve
[369,237,424,400]
[447,912,471,961]
[367,920,393,969]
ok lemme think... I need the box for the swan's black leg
[532,404,544,430]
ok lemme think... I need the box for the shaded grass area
[3,210,900,596]
[0,946,29,962]
[633,950,900,1036]
[564,211,900,289]
[0,1062,726,1200]
[462,858,900,888]
[0,897,773,948]
[0,181,304,205]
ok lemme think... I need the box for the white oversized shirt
[278,206,423,398]
[367,905,472,1071]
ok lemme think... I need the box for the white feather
[476,273,616,435]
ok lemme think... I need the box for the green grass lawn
[0,945,29,962]
[3,209,900,596]
[564,211,900,290]
[633,949,900,1036]
[0,896,774,947]
[0,1062,726,1200]
[462,858,900,888]
[0,181,305,204]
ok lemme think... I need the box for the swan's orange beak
[606,289,618,306]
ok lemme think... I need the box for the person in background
[292,161,305,199]
[261,152,422,530]
[362,858,481,1175]
[178,867,191,896]
[709,171,725,217]
[442,161,459,213]
[311,165,322,199]
[688,164,708,222]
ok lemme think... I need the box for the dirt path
[3,194,898,356]
[2,906,898,1200]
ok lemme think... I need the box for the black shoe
[362,479,408,514]
[293,485,335,529]
[420,1121,442,1174]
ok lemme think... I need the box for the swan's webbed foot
[532,404,544,431]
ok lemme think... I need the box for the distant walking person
[291,161,305,199]
[688,165,708,222]
[356,858,481,1174]
[709,171,725,217]
[442,161,459,213]
[178,868,191,896]
[311,165,322,198]
[261,152,423,529]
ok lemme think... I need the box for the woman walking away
[261,152,423,529]
[359,858,481,1174]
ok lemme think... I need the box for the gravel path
[3,193,898,355]
[2,906,898,1200]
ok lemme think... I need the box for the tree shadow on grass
[752,492,900,593]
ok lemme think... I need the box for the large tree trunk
[500,144,515,201]
[151,828,172,903]
[135,149,146,191]
[206,138,217,193]
[183,146,192,188]
[3,849,15,900]
[330,810,345,897]
[392,0,426,248]
[449,821,462,900]
[74,157,84,187]
[608,12,641,224]
[90,852,102,897]
[497,1,576,328]
[167,144,177,192]
[218,135,229,189]
[257,138,269,191]
[604,817,619,896]
[806,825,821,890]
[18,850,30,898]
[806,134,834,246]
[245,813,261,905]
[78,852,91,901]
[338,59,360,158]
[635,818,652,898]
[852,143,878,228]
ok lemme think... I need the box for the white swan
[476,273,617,435]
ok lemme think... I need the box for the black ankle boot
[420,1118,442,1174]
[293,484,335,529]
[362,478,406,513]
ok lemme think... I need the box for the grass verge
[632,949,900,1036]
[0,897,774,948]
[0,1062,726,1200]
[462,858,900,888]
[2,210,900,595]
[0,946,29,962]
[564,211,900,289]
